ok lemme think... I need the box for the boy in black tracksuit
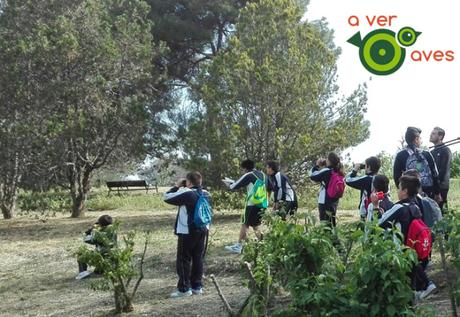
[345,156,380,220]
[378,175,436,300]
[393,127,440,201]
[266,161,298,219]
[164,172,211,298]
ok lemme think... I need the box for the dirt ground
[0,208,455,316]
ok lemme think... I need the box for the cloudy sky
[304,0,460,162]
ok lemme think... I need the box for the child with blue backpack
[164,171,212,299]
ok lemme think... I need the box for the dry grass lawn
[0,205,455,316]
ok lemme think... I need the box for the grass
[1,181,458,316]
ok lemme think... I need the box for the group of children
[76,126,451,302]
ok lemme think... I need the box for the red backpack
[406,218,432,260]
[327,170,345,199]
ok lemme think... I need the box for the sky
[304,0,460,162]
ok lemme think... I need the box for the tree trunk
[0,152,21,219]
[70,166,92,218]
[122,296,134,313]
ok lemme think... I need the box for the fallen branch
[210,274,236,317]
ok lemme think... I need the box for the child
[265,160,298,220]
[223,159,268,254]
[346,156,381,220]
[76,214,116,280]
[378,175,436,300]
[309,152,345,227]
[164,172,211,298]
[366,174,393,221]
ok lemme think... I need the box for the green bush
[75,222,149,313]
[18,190,71,214]
[211,190,246,211]
[241,216,417,316]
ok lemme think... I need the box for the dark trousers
[439,188,449,213]
[176,230,207,292]
[78,261,88,273]
[411,258,430,291]
[318,203,337,227]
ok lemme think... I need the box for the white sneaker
[75,270,91,280]
[224,243,242,254]
[170,289,192,299]
[192,287,203,295]
[419,282,437,300]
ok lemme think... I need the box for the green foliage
[211,190,245,211]
[242,216,417,316]
[451,151,460,179]
[182,0,369,187]
[76,222,149,313]
[18,190,71,214]
[440,210,460,304]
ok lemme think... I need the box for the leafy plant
[75,222,150,313]
[240,215,418,316]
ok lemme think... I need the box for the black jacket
[378,198,421,243]
[309,166,339,205]
[393,147,440,194]
[345,171,375,217]
[164,186,211,235]
[431,144,452,189]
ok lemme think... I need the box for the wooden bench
[106,180,158,194]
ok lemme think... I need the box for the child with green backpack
[223,159,268,254]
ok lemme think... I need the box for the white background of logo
[305,0,460,161]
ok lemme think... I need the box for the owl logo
[347,27,421,75]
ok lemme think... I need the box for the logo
[347,27,421,75]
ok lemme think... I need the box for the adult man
[265,161,298,219]
[393,127,440,201]
[223,159,268,254]
[430,127,452,211]
[345,156,381,220]
[164,172,211,298]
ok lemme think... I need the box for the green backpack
[247,172,268,208]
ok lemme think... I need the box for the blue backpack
[405,148,433,188]
[194,191,212,229]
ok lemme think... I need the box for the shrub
[75,222,149,313]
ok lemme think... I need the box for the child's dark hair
[399,175,420,197]
[327,152,344,176]
[266,160,279,173]
[402,169,421,179]
[373,174,389,193]
[186,171,202,187]
[365,156,381,174]
[97,215,113,227]
[241,159,255,171]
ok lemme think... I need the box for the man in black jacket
[164,172,211,298]
[430,127,452,211]
[393,127,440,201]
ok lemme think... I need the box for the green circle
[359,29,405,75]
[398,27,417,46]
[370,40,395,65]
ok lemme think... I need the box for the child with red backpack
[309,152,345,227]
[378,175,436,300]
